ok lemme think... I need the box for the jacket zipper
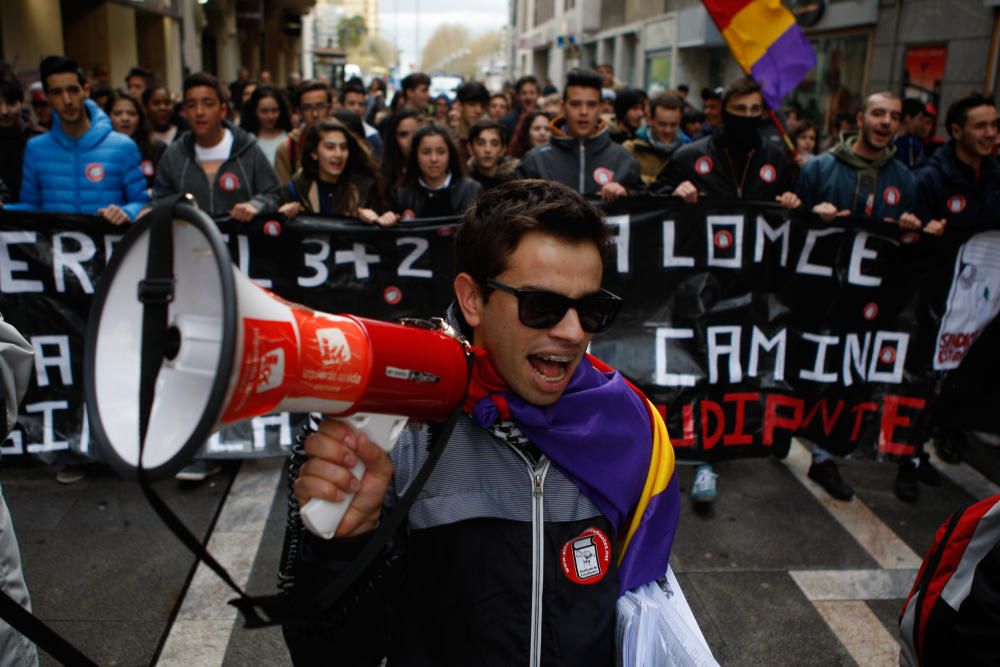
[578,141,586,193]
[529,460,549,667]
[507,444,550,667]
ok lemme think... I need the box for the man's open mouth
[528,353,573,383]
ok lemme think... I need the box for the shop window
[645,50,673,95]
[784,31,870,142]
[903,45,946,105]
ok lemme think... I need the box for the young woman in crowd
[791,120,818,166]
[507,110,553,158]
[240,85,293,166]
[388,123,482,219]
[432,94,451,124]
[680,109,705,143]
[488,92,510,121]
[278,118,396,226]
[143,84,185,145]
[104,89,165,190]
[380,109,424,195]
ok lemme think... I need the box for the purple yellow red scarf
[464,346,680,593]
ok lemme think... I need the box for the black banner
[1,199,997,463]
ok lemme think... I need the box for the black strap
[911,502,969,657]
[230,389,470,627]
[129,199,476,628]
[0,589,97,666]
[134,201,257,601]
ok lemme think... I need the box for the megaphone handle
[299,413,408,540]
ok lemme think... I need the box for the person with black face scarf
[653,77,800,209]
[652,78,799,507]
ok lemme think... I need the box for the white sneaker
[175,459,222,482]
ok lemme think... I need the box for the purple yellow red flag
[702,0,816,109]
[467,351,681,593]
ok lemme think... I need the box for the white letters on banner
[0,231,44,293]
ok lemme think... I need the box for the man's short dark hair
[613,88,647,121]
[183,72,226,103]
[457,81,490,105]
[861,90,900,114]
[902,97,924,120]
[722,77,762,107]
[597,63,613,72]
[0,63,22,104]
[332,108,365,138]
[946,92,997,134]
[39,56,85,92]
[563,69,603,100]
[682,109,705,125]
[295,80,331,107]
[126,66,154,85]
[339,79,366,105]
[401,72,430,92]
[650,92,683,116]
[677,83,690,94]
[514,75,539,94]
[469,118,506,144]
[701,87,721,102]
[455,180,611,297]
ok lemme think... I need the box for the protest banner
[2,198,998,462]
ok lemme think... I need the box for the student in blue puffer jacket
[10,56,147,224]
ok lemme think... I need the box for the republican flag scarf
[464,346,681,593]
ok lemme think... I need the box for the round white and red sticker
[141,160,155,177]
[863,302,879,320]
[85,163,105,183]
[401,209,415,221]
[759,163,776,184]
[263,220,282,237]
[383,286,402,305]
[883,187,901,206]
[695,156,713,176]
[560,527,611,585]
[714,229,734,249]
[947,195,966,214]
[880,346,897,364]
[219,172,240,192]
[593,167,614,185]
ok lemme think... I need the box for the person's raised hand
[672,180,699,204]
[812,202,849,223]
[98,204,131,225]
[599,181,628,202]
[230,201,260,222]
[776,191,801,209]
[293,418,394,538]
[923,218,947,236]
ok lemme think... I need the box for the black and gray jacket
[388,176,483,219]
[283,416,621,666]
[149,122,280,216]
[516,117,643,197]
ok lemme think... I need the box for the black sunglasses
[486,278,623,334]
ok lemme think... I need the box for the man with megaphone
[283,180,682,665]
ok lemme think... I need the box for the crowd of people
[1,56,998,499]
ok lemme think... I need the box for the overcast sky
[378,0,508,71]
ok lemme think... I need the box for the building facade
[0,0,316,95]
[510,0,999,139]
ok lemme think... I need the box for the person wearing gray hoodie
[148,72,279,220]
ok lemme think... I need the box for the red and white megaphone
[84,201,470,539]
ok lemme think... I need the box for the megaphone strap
[123,199,476,629]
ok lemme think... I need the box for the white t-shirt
[194,129,234,164]
[255,132,287,166]
[152,125,178,145]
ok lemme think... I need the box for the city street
[4,436,998,666]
